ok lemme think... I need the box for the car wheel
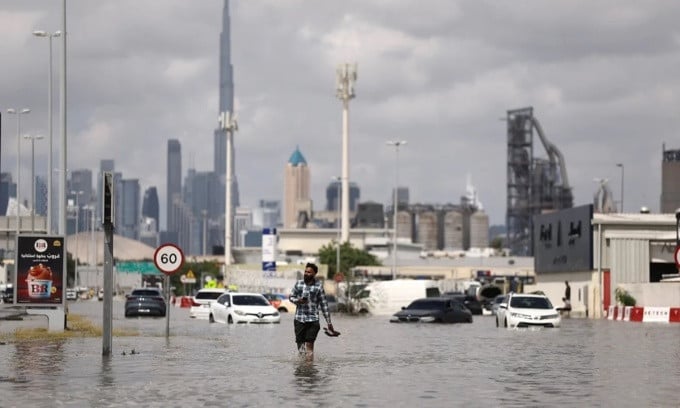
[209,314,215,323]
[227,315,233,324]
[279,307,287,313]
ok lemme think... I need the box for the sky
[2,1,680,229]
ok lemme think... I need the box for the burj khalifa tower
[214,0,239,247]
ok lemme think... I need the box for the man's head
[304,263,318,284]
[565,281,569,286]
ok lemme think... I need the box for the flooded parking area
[1,300,679,407]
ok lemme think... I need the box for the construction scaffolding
[506,107,573,256]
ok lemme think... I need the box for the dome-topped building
[284,146,312,228]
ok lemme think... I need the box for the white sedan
[496,293,561,328]
[209,292,280,324]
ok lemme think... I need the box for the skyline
[2,1,680,230]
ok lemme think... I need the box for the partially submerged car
[209,292,280,324]
[190,288,227,319]
[496,293,561,328]
[125,288,166,318]
[390,297,473,324]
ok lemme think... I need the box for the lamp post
[218,111,237,267]
[7,108,31,234]
[71,190,83,287]
[333,177,341,276]
[23,134,44,231]
[386,140,407,280]
[335,63,357,243]
[616,163,624,213]
[33,30,61,234]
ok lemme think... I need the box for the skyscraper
[283,147,311,228]
[214,0,240,231]
[96,159,114,223]
[661,146,680,213]
[142,186,159,227]
[167,139,182,233]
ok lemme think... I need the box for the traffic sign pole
[154,244,185,338]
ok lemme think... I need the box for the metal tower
[506,107,573,256]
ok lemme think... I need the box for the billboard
[533,205,593,273]
[262,228,277,275]
[14,235,65,305]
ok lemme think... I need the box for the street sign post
[154,244,185,337]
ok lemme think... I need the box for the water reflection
[10,339,66,389]
[294,358,320,389]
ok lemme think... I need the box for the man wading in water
[289,263,338,359]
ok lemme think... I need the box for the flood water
[1,300,679,407]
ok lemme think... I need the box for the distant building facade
[283,147,311,228]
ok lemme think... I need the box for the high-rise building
[326,180,360,211]
[167,139,182,233]
[283,147,311,228]
[661,146,680,213]
[70,169,93,204]
[0,172,15,216]
[35,176,47,216]
[213,0,240,239]
[142,187,159,228]
[119,179,140,240]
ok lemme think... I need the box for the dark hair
[305,263,318,274]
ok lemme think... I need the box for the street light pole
[218,111,237,267]
[7,108,31,234]
[33,30,61,234]
[333,177,341,276]
[616,163,624,213]
[71,190,83,287]
[386,140,407,280]
[336,63,357,243]
[24,134,44,231]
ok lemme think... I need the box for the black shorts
[294,320,321,344]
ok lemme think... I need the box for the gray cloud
[2,0,679,230]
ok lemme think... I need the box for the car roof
[509,293,546,298]
[196,288,227,293]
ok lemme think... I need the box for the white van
[352,279,441,315]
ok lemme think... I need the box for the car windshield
[233,295,270,306]
[131,289,161,296]
[510,296,553,309]
[196,291,223,300]
[406,299,445,310]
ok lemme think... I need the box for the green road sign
[116,261,159,274]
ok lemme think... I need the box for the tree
[317,240,381,280]
[318,241,381,314]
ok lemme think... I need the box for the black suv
[124,288,166,317]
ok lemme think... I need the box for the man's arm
[318,286,331,324]
[289,282,304,304]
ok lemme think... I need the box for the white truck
[352,279,441,315]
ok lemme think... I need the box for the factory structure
[506,107,574,256]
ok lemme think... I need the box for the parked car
[496,293,561,328]
[209,292,280,324]
[125,288,166,317]
[352,279,441,315]
[390,297,473,323]
[441,292,483,315]
[262,293,297,313]
[190,288,227,319]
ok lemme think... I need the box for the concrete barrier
[606,306,679,324]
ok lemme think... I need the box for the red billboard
[14,235,65,305]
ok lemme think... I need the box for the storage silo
[443,210,464,250]
[469,211,489,248]
[396,210,412,241]
[417,211,438,250]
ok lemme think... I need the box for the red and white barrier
[606,306,680,323]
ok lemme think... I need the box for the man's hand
[297,297,308,305]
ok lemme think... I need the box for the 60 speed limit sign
[154,243,185,276]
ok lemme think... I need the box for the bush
[615,287,636,306]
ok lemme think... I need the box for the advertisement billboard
[262,228,277,274]
[533,205,593,273]
[14,235,65,305]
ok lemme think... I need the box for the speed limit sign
[154,243,185,276]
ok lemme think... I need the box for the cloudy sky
[2,1,680,229]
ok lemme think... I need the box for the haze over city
[2,1,680,229]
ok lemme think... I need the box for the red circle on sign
[674,245,680,269]
[154,243,185,276]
